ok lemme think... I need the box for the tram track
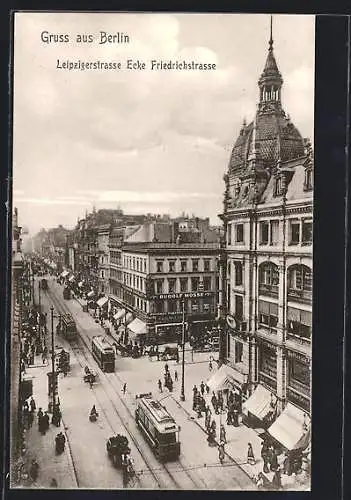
[46,286,184,489]
[45,282,253,490]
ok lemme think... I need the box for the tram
[91,336,115,372]
[60,313,77,341]
[135,395,181,461]
[40,278,48,290]
[63,286,71,300]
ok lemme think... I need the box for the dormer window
[274,176,283,197]
[304,169,313,191]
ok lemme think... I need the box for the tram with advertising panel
[91,336,115,372]
[135,395,181,461]
[60,313,77,341]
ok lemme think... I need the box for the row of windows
[227,219,313,246]
[154,276,213,294]
[230,294,312,340]
[228,262,312,295]
[123,255,147,273]
[124,273,146,293]
[155,258,212,274]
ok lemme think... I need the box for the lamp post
[180,297,186,402]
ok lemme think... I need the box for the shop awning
[61,270,69,278]
[207,364,247,392]
[128,318,146,335]
[97,296,108,308]
[114,309,126,321]
[125,312,134,325]
[242,384,273,420]
[87,290,95,298]
[68,275,75,283]
[268,403,311,451]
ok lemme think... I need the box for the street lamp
[180,297,186,402]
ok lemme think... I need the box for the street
[36,275,256,490]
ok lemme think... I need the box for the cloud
[13,13,315,233]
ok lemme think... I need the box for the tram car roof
[92,335,114,353]
[61,313,75,324]
[137,397,178,432]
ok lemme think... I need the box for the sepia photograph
[10,12,314,490]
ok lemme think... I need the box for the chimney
[172,221,179,243]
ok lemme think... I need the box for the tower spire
[269,15,273,51]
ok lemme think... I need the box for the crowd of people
[20,306,46,372]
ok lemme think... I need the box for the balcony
[258,283,278,298]
[287,288,312,305]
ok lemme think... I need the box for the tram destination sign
[150,291,212,300]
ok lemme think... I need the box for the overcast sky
[13,13,315,235]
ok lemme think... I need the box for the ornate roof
[229,112,305,172]
[228,18,305,174]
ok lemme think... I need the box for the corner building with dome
[217,25,312,447]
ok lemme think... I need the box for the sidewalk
[18,358,78,489]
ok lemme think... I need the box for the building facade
[220,29,313,417]
[110,218,221,343]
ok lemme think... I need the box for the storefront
[286,350,311,413]
[258,340,277,390]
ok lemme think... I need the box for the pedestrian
[218,441,225,464]
[261,440,270,474]
[192,385,198,396]
[220,424,227,444]
[165,363,169,374]
[209,360,213,371]
[271,467,282,490]
[30,397,36,413]
[42,411,50,434]
[123,383,127,395]
[200,381,205,396]
[50,478,58,488]
[158,379,163,393]
[247,443,256,465]
[29,459,39,482]
[206,384,210,395]
[23,400,29,412]
[270,447,279,472]
[174,370,178,382]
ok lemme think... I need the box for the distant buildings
[63,209,221,344]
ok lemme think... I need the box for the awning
[87,290,95,298]
[242,384,274,420]
[268,403,311,451]
[207,364,247,392]
[68,275,75,283]
[61,271,69,278]
[128,318,146,335]
[97,296,108,308]
[114,309,126,321]
[125,312,134,325]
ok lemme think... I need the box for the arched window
[258,262,279,297]
[287,265,312,303]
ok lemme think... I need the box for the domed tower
[224,17,306,211]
